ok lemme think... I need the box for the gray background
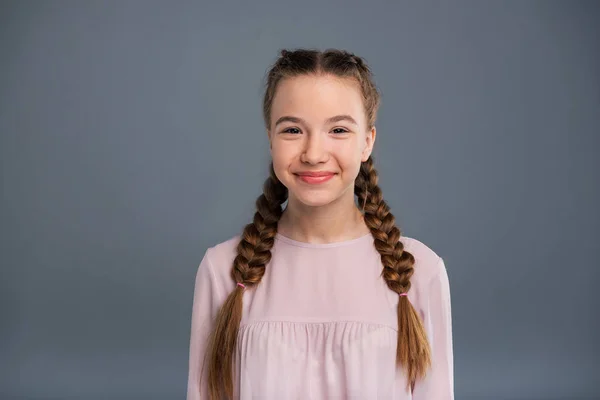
[1,1,598,399]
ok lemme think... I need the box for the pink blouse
[186,232,454,399]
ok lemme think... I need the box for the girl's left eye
[332,128,349,134]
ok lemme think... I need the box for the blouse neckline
[274,231,372,249]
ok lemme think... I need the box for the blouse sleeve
[412,257,455,400]
[186,248,224,400]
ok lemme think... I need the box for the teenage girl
[186,48,454,400]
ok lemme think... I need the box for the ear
[361,126,376,162]
[267,130,272,151]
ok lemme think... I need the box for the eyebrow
[274,114,359,128]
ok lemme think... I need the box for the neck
[277,194,369,244]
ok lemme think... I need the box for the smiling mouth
[295,173,336,184]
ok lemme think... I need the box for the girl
[186,48,454,400]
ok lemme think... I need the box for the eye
[282,127,301,134]
[332,127,349,134]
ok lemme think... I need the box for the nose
[300,133,329,164]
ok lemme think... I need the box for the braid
[355,156,432,391]
[205,162,287,400]
[348,53,366,70]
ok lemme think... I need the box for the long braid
[355,156,432,391]
[205,162,287,399]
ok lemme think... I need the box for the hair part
[262,48,381,132]
[202,48,431,399]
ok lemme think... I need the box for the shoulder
[400,235,446,285]
[204,234,241,265]
[199,234,242,293]
[399,235,450,316]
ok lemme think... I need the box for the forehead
[271,74,365,124]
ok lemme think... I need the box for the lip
[295,171,336,177]
[295,172,336,184]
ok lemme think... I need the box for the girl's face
[268,74,376,208]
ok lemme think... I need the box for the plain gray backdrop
[1,1,598,399]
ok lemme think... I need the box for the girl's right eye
[282,127,300,134]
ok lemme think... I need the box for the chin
[297,199,332,208]
[289,191,339,208]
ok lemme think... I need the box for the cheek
[334,147,362,169]
[270,148,296,183]
[271,148,290,169]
